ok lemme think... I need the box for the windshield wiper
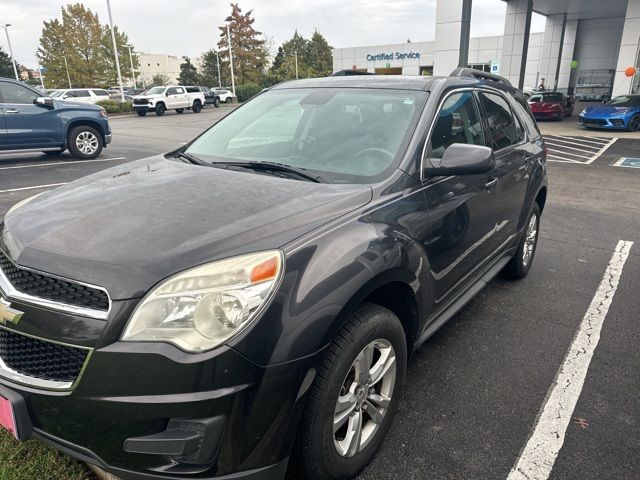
[226,161,323,183]
[175,151,208,166]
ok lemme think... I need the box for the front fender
[228,184,432,367]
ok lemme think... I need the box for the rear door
[422,89,502,302]
[476,89,530,245]
[0,80,62,148]
[0,104,6,147]
[167,87,188,108]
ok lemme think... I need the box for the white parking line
[0,157,126,171]
[546,135,610,146]
[0,182,67,193]
[545,142,598,154]
[586,137,618,164]
[507,240,634,480]
[546,154,583,164]
[544,136,617,164]
[547,148,591,159]
[543,136,606,149]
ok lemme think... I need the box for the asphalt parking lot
[1,107,639,480]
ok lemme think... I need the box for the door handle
[485,177,498,190]
[5,109,19,114]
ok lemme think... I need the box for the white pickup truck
[132,85,206,116]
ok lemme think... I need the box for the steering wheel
[355,147,395,160]
[292,136,318,154]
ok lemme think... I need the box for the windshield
[529,93,563,102]
[606,95,640,107]
[145,87,166,95]
[186,88,427,184]
[50,90,64,97]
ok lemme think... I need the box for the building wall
[138,53,183,85]
[333,32,543,84]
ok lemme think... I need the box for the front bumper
[0,334,313,480]
[105,133,112,145]
[578,115,627,129]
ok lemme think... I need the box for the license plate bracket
[0,386,32,440]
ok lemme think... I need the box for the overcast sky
[1,0,546,69]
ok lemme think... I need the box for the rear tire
[67,126,103,160]
[295,304,407,480]
[213,97,221,108]
[226,97,233,103]
[136,109,147,117]
[628,114,640,132]
[192,100,202,113]
[155,103,166,116]
[503,203,541,279]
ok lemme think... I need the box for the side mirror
[166,92,171,96]
[424,143,495,177]
[34,97,54,108]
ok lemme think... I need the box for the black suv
[0,69,546,480]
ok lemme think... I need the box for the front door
[0,81,62,148]
[0,105,6,147]
[422,90,503,303]
[166,87,188,108]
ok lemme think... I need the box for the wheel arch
[535,186,547,214]
[66,119,106,144]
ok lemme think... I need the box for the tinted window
[91,89,109,96]
[166,87,178,95]
[428,91,484,158]
[186,88,427,184]
[186,86,200,93]
[0,82,39,104]
[71,90,91,97]
[606,95,640,107]
[478,92,520,151]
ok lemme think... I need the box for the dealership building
[333,0,640,99]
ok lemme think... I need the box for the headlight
[122,251,283,352]
[580,108,587,116]
[610,109,628,116]
[6,192,45,217]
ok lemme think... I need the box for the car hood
[133,94,163,99]
[53,99,101,111]
[583,105,636,117]
[2,157,372,299]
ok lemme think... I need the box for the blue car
[578,94,640,131]
[0,77,112,159]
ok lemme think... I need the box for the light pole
[37,62,45,90]
[294,51,299,79]
[63,55,72,88]
[216,51,221,88]
[226,23,235,95]
[126,44,136,88]
[1,24,19,80]
[106,0,125,102]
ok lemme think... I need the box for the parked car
[214,88,236,103]
[196,86,221,107]
[132,85,205,116]
[527,91,574,120]
[0,69,546,480]
[0,77,111,159]
[49,88,111,105]
[578,94,640,131]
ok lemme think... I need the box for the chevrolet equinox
[0,69,547,480]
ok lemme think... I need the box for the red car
[528,91,574,120]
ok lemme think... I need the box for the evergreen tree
[217,3,268,86]
[179,57,200,85]
[0,47,14,78]
[270,30,333,81]
[151,73,170,86]
[306,31,333,77]
[199,50,221,87]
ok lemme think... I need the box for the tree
[37,3,136,88]
[151,73,170,86]
[217,3,269,86]
[178,57,200,85]
[0,47,14,78]
[199,50,221,87]
[270,30,333,82]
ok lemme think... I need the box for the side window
[0,82,39,104]
[477,92,520,151]
[166,87,177,95]
[175,87,185,94]
[512,93,539,138]
[91,89,109,96]
[186,86,199,93]
[428,91,484,159]
[74,90,91,97]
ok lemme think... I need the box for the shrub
[119,101,133,112]
[96,100,120,113]
[235,83,262,102]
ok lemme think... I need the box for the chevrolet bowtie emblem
[0,297,23,326]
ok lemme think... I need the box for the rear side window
[478,92,521,151]
[428,91,484,159]
[91,89,109,96]
[186,86,200,93]
[72,90,91,97]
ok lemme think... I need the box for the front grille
[583,118,606,126]
[0,251,109,311]
[0,329,88,383]
[133,98,148,105]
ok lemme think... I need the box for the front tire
[155,103,166,116]
[296,304,407,480]
[136,109,147,117]
[67,126,103,160]
[628,114,640,132]
[213,97,221,108]
[192,100,202,113]
[503,203,541,279]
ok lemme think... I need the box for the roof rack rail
[449,67,512,87]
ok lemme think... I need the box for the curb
[88,464,122,480]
